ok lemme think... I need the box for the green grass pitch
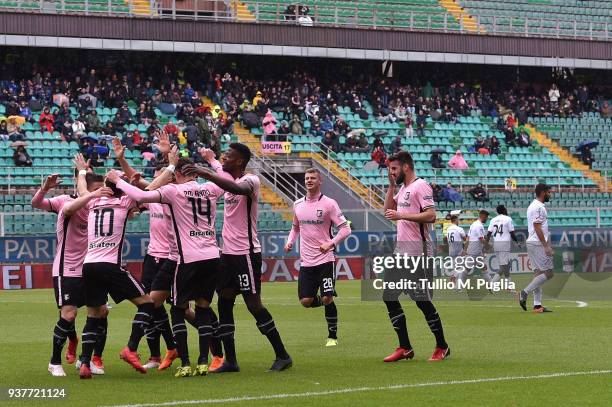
[1,280,611,407]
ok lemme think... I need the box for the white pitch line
[100,369,612,407]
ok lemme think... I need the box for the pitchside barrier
[0,228,610,289]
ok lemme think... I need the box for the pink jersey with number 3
[48,195,89,278]
[158,181,223,264]
[292,194,347,267]
[84,195,138,265]
[393,177,435,255]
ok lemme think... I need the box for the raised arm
[106,170,164,204]
[31,174,63,211]
[62,186,113,217]
[111,137,149,189]
[182,164,252,196]
[73,153,91,196]
[145,145,178,191]
[383,168,397,212]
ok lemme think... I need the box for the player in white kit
[444,215,466,282]
[486,205,520,286]
[519,184,554,313]
[461,210,490,285]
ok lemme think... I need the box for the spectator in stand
[163,120,179,140]
[469,183,489,202]
[13,145,32,167]
[474,136,488,154]
[431,182,443,202]
[321,130,339,153]
[600,101,611,118]
[0,121,8,140]
[390,135,402,154]
[122,131,136,150]
[278,120,291,141]
[19,101,32,122]
[371,145,387,170]
[504,125,517,147]
[430,151,445,168]
[343,133,358,152]
[372,133,384,150]
[416,109,426,137]
[548,84,560,109]
[290,114,303,135]
[518,128,531,147]
[442,182,463,203]
[405,113,414,138]
[6,117,22,141]
[87,110,102,133]
[581,145,594,168]
[448,150,468,169]
[489,135,500,155]
[506,113,517,128]
[357,133,369,152]
[263,110,278,141]
[72,117,86,139]
[39,106,54,132]
[334,117,350,137]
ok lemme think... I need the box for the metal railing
[247,150,307,204]
[0,0,609,41]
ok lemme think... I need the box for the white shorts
[496,251,511,266]
[527,244,553,271]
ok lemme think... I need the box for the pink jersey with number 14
[158,181,224,264]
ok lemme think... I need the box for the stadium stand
[1,63,610,235]
[457,0,612,39]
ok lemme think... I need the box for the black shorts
[173,258,219,306]
[53,276,85,308]
[217,252,262,295]
[298,261,336,299]
[83,262,146,307]
[382,256,434,302]
[141,254,176,293]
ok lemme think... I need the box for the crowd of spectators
[1,65,610,177]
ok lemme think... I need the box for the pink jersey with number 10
[83,195,138,265]
[158,181,224,264]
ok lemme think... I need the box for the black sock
[217,297,237,365]
[416,301,448,349]
[310,295,322,308]
[152,305,175,351]
[51,317,74,365]
[195,306,213,365]
[385,301,412,350]
[146,326,161,358]
[67,321,77,342]
[324,302,338,339]
[209,309,223,358]
[171,306,190,366]
[128,303,154,352]
[80,317,102,366]
[254,308,289,360]
[186,313,198,330]
[93,318,108,358]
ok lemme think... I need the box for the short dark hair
[535,183,550,197]
[176,157,194,174]
[388,151,414,170]
[479,210,489,216]
[85,173,104,187]
[450,215,459,222]
[496,205,507,215]
[229,142,252,168]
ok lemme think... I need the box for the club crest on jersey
[316,209,323,217]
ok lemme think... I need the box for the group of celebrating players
[36,139,555,379]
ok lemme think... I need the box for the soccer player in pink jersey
[284,168,351,346]
[107,157,224,378]
[382,151,450,362]
[31,165,110,377]
[185,144,292,373]
[63,174,155,379]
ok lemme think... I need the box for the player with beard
[382,151,450,362]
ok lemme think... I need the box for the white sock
[533,287,542,306]
[524,274,548,294]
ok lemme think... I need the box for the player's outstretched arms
[73,153,91,196]
[31,174,62,211]
[62,186,114,217]
[183,164,252,196]
[145,146,179,191]
[107,170,164,204]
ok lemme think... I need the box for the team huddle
[36,143,555,379]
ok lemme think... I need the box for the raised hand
[73,153,91,172]
[42,174,62,192]
[112,137,125,160]
[92,186,114,198]
[199,147,215,163]
[129,172,142,186]
[168,145,179,166]
[105,169,123,184]
[157,131,171,155]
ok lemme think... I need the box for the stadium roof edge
[2,35,610,70]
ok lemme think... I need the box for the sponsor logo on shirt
[299,219,325,225]
[225,198,241,205]
[88,242,117,249]
[150,213,164,219]
[189,230,216,237]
